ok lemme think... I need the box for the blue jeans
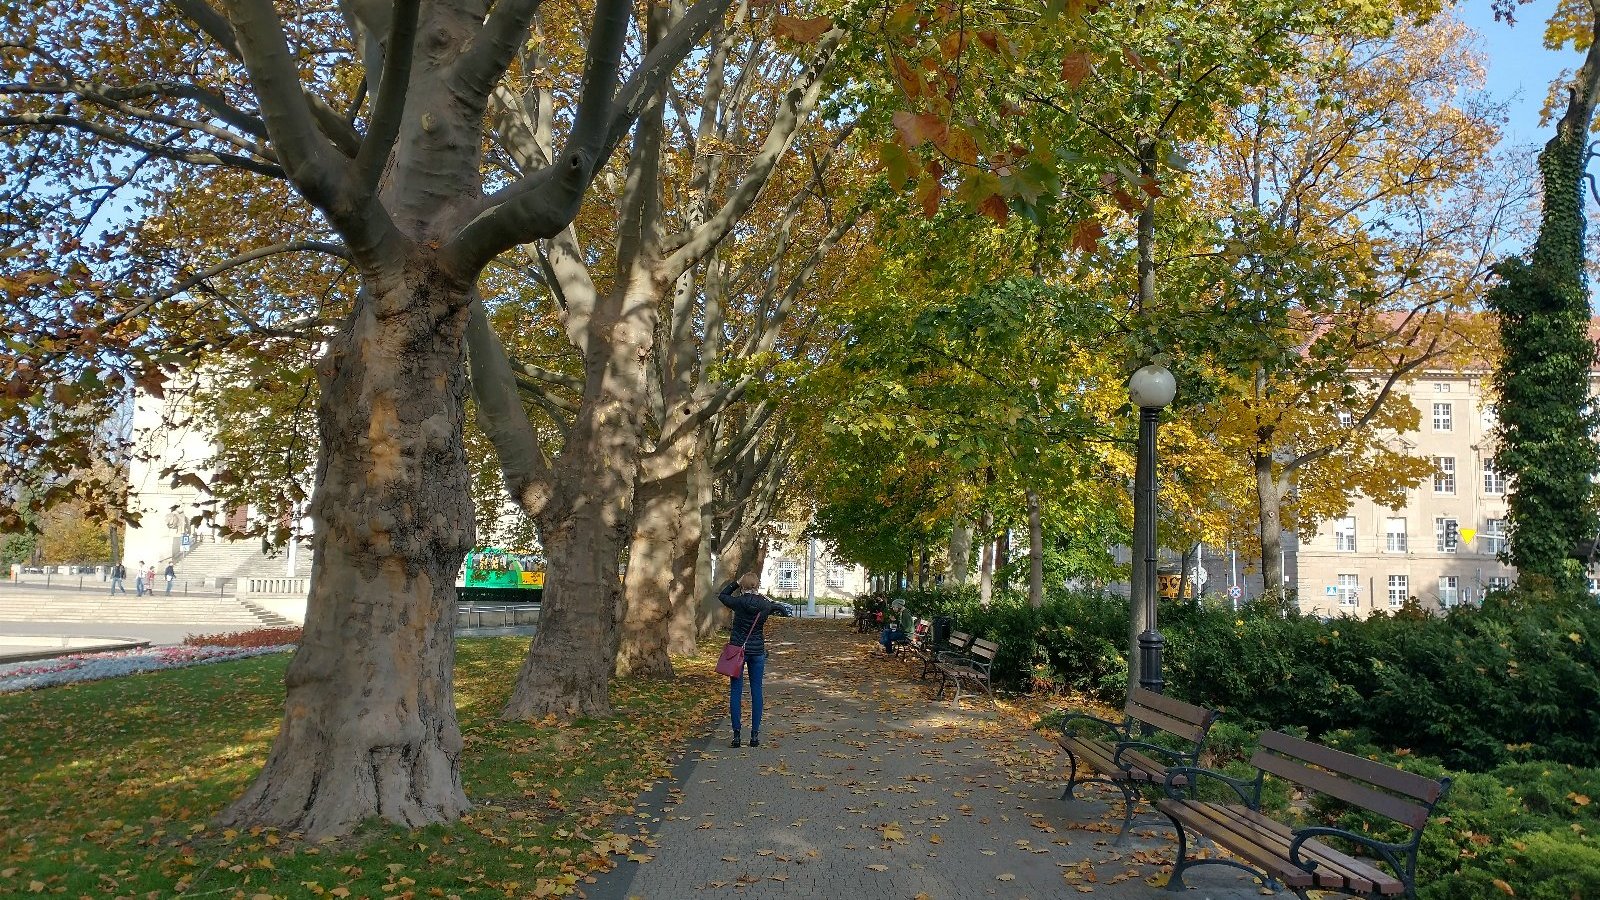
[729,652,766,736]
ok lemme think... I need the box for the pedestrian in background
[164,563,175,595]
[134,562,146,597]
[719,572,793,748]
[109,563,127,596]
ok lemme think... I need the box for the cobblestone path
[591,619,1271,900]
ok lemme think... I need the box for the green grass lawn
[0,637,724,898]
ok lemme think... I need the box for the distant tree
[38,504,111,565]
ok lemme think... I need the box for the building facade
[1296,370,1516,617]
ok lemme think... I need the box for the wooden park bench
[920,628,974,680]
[1157,730,1451,898]
[1055,688,1219,842]
[933,636,998,708]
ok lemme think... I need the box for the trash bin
[932,616,952,647]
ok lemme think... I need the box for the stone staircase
[166,538,311,586]
[0,594,281,629]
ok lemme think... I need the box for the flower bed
[0,644,293,693]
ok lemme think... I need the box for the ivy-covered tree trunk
[1489,8,1600,592]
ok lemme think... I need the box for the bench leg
[1059,748,1081,800]
[1112,782,1138,845]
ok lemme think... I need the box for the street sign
[1325,585,1338,596]
[1194,566,1208,586]
[1227,585,1242,600]
[180,534,191,551]
[1460,527,1477,544]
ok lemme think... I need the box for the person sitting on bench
[880,621,910,654]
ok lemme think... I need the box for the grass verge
[0,636,723,898]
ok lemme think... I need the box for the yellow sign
[521,571,546,587]
[1459,528,1477,544]
[1157,573,1194,600]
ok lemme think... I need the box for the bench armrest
[1058,712,1128,741]
[1288,826,1414,882]
[1162,766,1264,807]
[1113,740,1193,769]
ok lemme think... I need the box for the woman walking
[719,572,792,747]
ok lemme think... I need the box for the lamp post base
[1137,628,1165,695]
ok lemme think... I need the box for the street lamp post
[1129,363,1176,695]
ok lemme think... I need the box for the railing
[239,576,311,598]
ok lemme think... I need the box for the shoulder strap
[738,609,765,649]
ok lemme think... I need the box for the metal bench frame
[934,636,997,708]
[1055,688,1219,843]
[1158,730,1451,900]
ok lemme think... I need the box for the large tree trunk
[502,268,659,719]
[615,443,696,678]
[1256,452,1285,598]
[1027,490,1044,608]
[673,444,714,650]
[220,271,473,838]
[949,518,972,584]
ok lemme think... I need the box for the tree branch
[353,0,420,198]
[452,0,547,106]
[660,28,845,282]
[0,113,285,179]
[466,295,554,518]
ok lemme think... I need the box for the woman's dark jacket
[719,582,792,655]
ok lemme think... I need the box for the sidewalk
[591,620,1271,899]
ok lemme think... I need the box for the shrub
[888,581,1600,769]
[183,626,302,648]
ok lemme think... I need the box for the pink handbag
[716,611,764,678]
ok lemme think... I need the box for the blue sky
[1459,0,1574,148]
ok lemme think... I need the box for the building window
[1432,402,1453,432]
[1434,382,1452,393]
[1337,411,1354,428]
[1432,456,1456,494]
[1336,574,1359,607]
[775,559,801,592]
[1484,518,1507,555]
[1487,576,1511,593]
[1388,575,1409,608]
[1439,575,1459,607]
[1483,457,1505,494]
[1333,517,1357,552]
[1385,517,1407,553]
[1436,517,1459,553]
[825,566,846,590]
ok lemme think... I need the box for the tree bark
[978,511,994,605]
[1256,452,1285,599]
[1027,490,1044,608]
[501,265,658,717]
[220,268,473,838]
[949,518,972,584]
[996,529,1011,586]
[671,443,714,651]
[616,440,698,677]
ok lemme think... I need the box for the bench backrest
[968,637,999,664]
[946,630,974,652]
[1123,688,1217,746]
[1250,731,1451,830]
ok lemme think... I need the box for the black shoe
[749,735,760,747]
[731,735,742,748]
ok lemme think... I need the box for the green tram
[458,547,545,604]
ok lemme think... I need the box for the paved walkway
[593,620,1271,900]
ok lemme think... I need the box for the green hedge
[897,585,1600,897]
[895,585,1600,770]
